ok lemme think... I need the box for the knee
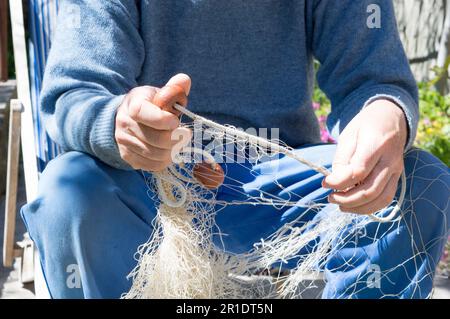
[402,148,450,230]
[404,148,448,173]
[22,152,117,235]
[403,148,449,197]
[42,150,102,182]
[42,151,112,205]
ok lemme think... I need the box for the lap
[25,146,449,253]
[22,145,449,298]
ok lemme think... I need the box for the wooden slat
[9,0,39,201]
[0,0,9,81]
[3,99,22,267]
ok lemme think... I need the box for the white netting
[122,104,449,299]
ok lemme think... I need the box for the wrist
[365,99,408,148]
[385,100,408,148]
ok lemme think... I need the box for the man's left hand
[323,99,408,215]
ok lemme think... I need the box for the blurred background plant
[416,64,450,167]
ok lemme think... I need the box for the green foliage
[312,85,331,115]
[416,82,450,166]
[428,56,450,87]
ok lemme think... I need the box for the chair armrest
[3,98,23,267]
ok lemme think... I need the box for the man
[22,0,449,298]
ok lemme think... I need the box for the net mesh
[122,105,449,299]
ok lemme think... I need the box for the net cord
[173,104,406,223]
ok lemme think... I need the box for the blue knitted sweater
[40,0,418,169]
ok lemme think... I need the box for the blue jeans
[21,144,450,298]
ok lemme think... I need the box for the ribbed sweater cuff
[90,94,133,170]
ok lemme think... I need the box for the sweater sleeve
[311,0,419,150]
[40,0,144,169]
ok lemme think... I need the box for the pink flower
[313,102,321,110]
[320,129,329,142]
[422,118,431,126]
[318,115,327,124]
[320,129,336,143]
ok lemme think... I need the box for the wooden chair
[3,0,60,298]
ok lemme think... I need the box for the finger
[128,99,179,130]
[153,74,191,114]
[119,145,170,172]
[166,73,191,96]
[126,119,178,150]
[323,127,357,189]
[131,86,159,102]
[325,134,380,191]
[133,124,179,150]
[116,132,172,162]
[339,172,401,215]
[328,160,391,208]
[348,136,381,182]
[153,85,187,115]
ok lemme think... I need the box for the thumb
[153,73,191,114]
[166,73,191,96]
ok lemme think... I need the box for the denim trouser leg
[21,152,157,298]
[21,145,449,298]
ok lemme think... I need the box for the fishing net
[122,104,449,299]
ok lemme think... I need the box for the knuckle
[361,189,373,200]
[120,149,132,163]
[352,164,367,180]
[115,132,128,145]
[141,85,155,93]
[116,108,126,123]
[362,184,381,201]
[128,101,142,120]
[131,85,155,97]
[116,117,127,130]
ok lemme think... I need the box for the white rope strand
[174,103,405,223]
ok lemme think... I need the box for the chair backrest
[27,0,61,173]
[9,0,60,200]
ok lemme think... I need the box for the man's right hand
[115,74,191,171]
